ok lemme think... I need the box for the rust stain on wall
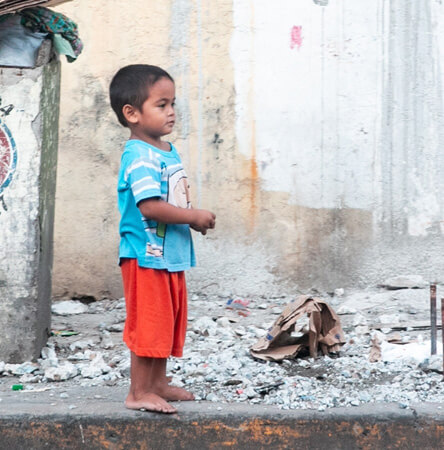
[249,118,258,231]
[1,415,444,449]
[247,0,258,233]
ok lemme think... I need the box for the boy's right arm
[138,198,216,234]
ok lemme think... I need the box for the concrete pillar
[0,43,60,363]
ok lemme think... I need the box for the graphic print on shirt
[142,166,191,258]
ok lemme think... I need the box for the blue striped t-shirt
[117,139,196,271]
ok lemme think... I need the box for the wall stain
[249,119,258,231]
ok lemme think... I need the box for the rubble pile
[0,278,443,411]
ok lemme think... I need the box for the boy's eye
[172,102,176,107]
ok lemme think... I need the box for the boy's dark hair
[109,64,174,127]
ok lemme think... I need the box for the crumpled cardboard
[250,295,346,362]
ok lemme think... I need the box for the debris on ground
[1,282,443,411]
[51,300,88,316]
[380,274,428,290]
[250,296,345,361]
[226,298,251,316]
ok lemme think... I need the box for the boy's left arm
[138,198,216,234]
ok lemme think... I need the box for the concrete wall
[0,56,60,362]
[52,0,444,299]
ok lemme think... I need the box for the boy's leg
[142,271,194,401]
[125,352,177,414]
[150,358,195,401]
[121,262,193,408]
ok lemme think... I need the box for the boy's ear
[122,104,139,125]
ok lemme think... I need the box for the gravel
[1,282,443,411]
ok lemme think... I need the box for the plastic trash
[51,330,79,337]
[226,299,250,317]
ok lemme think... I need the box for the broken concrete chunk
[44,362,78,381]
[352,314,368,326]
[51,300,88,316]
[106,323,125,333]
[69,340,94,352]
[80,354,111,379]
[216,317,231,328]
[192,317,218,336]
[101,331,115,349]
[419,355,443,373]
[41,346,57,361]
[381,275,428,290]
[337,304,358,315]
[11,362,39,376]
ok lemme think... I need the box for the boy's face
[126,77,176,141]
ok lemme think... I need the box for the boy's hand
[190,209,216,235]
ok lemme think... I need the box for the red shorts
[120,259,188,358]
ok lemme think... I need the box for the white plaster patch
[406,170,442,236]
[408,191,441,237]
[230,0,382,210]
[230,0,254,160]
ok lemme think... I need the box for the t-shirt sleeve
[123,153,162,205]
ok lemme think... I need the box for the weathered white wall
[0,59,60,362]
[52,0,444,299]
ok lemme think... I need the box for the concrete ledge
[0,387,442,449]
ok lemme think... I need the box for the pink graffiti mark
[290,26,303,50]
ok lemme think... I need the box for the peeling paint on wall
[0,59,60,362]
[0,106,17,212]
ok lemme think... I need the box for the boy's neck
[129,132,171,151]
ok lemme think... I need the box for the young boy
[109,64,216,414]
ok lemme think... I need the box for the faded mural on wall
[0,101,16,212]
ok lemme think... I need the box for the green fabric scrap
[52,33,76,61]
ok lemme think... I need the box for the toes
[125,394,178,414]
[164,406,177,414]
[152,402,177,414]
[181,392,194,401]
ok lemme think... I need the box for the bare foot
[125,392,177,414]
[154,384,195,401]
